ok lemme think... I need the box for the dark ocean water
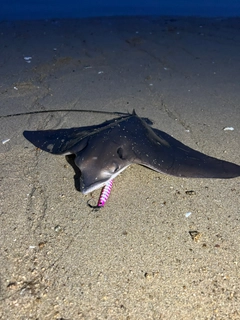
[1,0,240,21]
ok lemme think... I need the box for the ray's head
[74,138,132,194]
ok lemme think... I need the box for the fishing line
[0,109,128,119]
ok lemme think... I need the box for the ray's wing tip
[23,130,29,136]
[23,130,33,140]
[223,160,240,178]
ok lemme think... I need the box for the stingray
[23,110,240,206]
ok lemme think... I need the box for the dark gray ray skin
[23,111,240,194]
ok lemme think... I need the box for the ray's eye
[117,147,125,160]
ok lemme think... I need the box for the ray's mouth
[79,164,130,194]
[80,177,110,194]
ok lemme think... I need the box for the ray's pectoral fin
[23,128,91,155]
[169,148,240,178]
[148,128,240,179]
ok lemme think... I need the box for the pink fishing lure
[97,180,113,207]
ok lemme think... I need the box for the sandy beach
[0,16,240,319]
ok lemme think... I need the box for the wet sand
[0,16,240,319]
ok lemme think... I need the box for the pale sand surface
[0,16,240,319]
